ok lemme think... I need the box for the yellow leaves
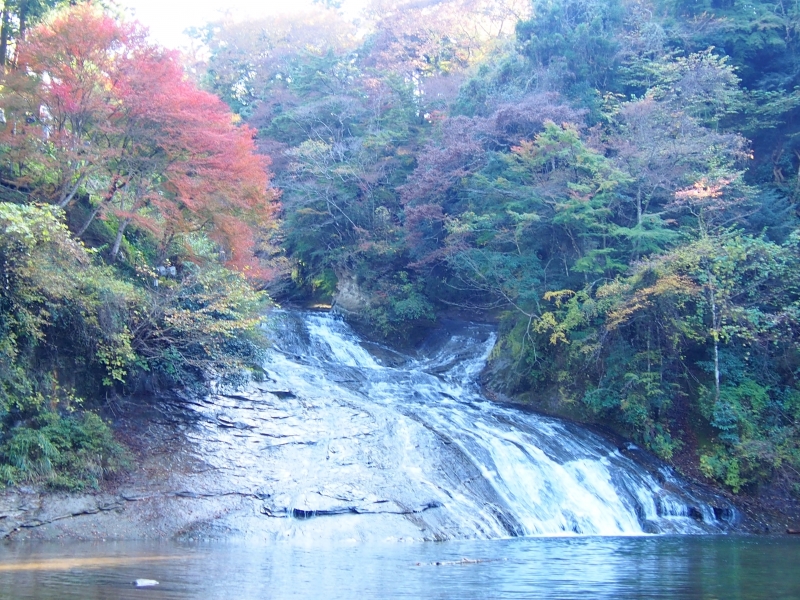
[535,289,586,345]
[163,306,261,339]
[138,266,268,373]
[534,311,568,345]
[604,274,699,330]
[96,331,136,384]
[510,139,536,158]
[604,303,642,331]
[595,278,624,299]
[543,289,575,307]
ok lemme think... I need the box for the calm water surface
[0,536,798,599]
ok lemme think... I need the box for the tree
[0,0,64,68]
[0,4,278,278]
[0,4,131,209]
[515,0,625,99]
[199,8,358,116]
[589,229,800,468]
[363,0,529,116]
[441,120,630,301]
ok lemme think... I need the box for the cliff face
[331,271,371,321]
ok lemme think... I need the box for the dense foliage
[2,0,798,499]
[201,0,800,496]
[0,4,277,489]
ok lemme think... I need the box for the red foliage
[2,4,279,280]
[116,46,278,277]
[399,116,488,207]
[400,92,582,207]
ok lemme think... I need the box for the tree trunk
[709,284,721,403]
[17,0,28,41]
[76,176,124,236]
[10,0,29,68]
[110,217,131,262]
[713,334,721,402]
[636,188,643,227]
[157,228,175,266]
[0,8,10,69]
[77,200,106,236]
[58,173,86,208]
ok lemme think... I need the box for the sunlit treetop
[1,3,280,280]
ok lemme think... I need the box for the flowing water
[166,309,737,541]
[3,310,794,597]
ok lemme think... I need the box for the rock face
[1,311,742,542]
[331,271,370,320]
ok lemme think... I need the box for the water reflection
[0,555,189,572]
[0,536,798,599]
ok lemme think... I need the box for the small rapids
[180,311,736,542]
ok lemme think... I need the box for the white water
[203,310,734,540]
[116,311,739,542]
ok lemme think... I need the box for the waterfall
[186,311,736,541]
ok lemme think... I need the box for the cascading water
[178,310,736,541]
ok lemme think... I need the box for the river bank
[0,396,246,542]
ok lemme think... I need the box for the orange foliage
[1,4,279,280]
[674,177,732,201]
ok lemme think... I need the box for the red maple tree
[1,4,279,279]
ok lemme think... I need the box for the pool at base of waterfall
[0,536,798,599]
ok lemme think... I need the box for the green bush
[0,202,271,491]
[0,411,131,490]
[129,265,270,388]
[0,202,140,411]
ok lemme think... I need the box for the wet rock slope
[1,311,738,541]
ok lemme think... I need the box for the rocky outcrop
[331,271,370,320]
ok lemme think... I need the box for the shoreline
[3,314,797,542]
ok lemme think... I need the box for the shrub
[0,411,131,490]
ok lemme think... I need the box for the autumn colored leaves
[0,4,278,280]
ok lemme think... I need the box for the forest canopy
[1,0,799,500]
[198,0,800,497]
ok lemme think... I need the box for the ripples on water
[1,536,798,599]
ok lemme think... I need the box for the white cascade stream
[183,310,736,541]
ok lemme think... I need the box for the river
[1,536,798,598]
